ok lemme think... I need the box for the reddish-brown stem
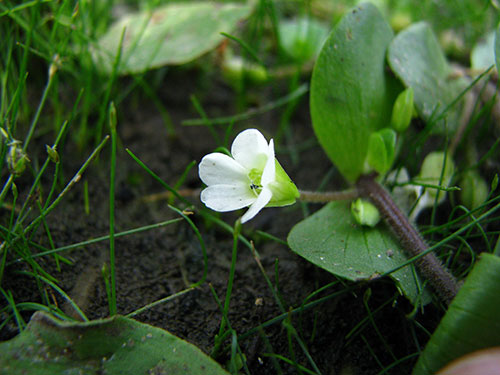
[299,189,359,203]
[356,174,458,305]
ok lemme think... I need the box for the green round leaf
[0,312,229,375]
[91,2,253,75]
[310,3,396,182]
[387,22,467,133]
[288,201,430,306]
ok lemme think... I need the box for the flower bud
[390,11,412,32]
[351,198,380,227]
[6,141,29,176]
[49,54,61,79]
[391,87,414,133]
[46,145,60,163]
[0,128,9,140]
[11,183,18,199]
[222,55,268,88]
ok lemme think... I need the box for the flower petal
[241,187,272,223]
[199,153,249,186]
[261,139,276,186]
[201,184,256,212]
[231,129,269,170]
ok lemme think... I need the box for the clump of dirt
[1,68,440,374]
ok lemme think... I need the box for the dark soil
[1,68,443,374]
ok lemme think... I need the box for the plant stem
[108,114,117,316]
[356,174,459,305]
[212,219,241,358]
[299,189,359,203]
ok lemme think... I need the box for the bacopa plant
[198,3,500,373]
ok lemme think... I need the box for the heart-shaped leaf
[413,253,500,375]
[0,312,229,375]
[310,3,396,182]
[91,2,253,74]
[288,201,430,306]
[387,22,467,132]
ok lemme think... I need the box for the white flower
[198,129,299,223]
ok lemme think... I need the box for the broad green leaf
[471,31,495,71]
[387,23,467,132]
[413,253,500,375]
[0,312,229,375]
[287,201,430,306]
[310,3,396,182]
[91,2,253,74]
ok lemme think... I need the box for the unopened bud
[46,145,60,163]
[390,11,412,32]
[49,54,61,79]
[0,128,8,139]
[222,55,268,88]
[391,87,414,133]
[6,141,29,176]
[11,183,18,199]
[351,198,380,227]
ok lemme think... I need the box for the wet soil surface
[1,69,443,374]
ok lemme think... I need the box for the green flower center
[248,168,263,196]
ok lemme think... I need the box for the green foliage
[92,2,253,74]
[471,31,496,70]
[365,128,396,175]
[310,2,396,182]
[288,201,430,306]
[278,16,329,63]
[415,151,455,203]
[390,87,414,133]
[495,23,500,72]
[387,22,467,133]
[460,170,489,210]
[0,312,229,375]
[413,253,500,375]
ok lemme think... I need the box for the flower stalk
[299,189,359,203]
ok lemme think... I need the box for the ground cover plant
[1,0,500,374]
